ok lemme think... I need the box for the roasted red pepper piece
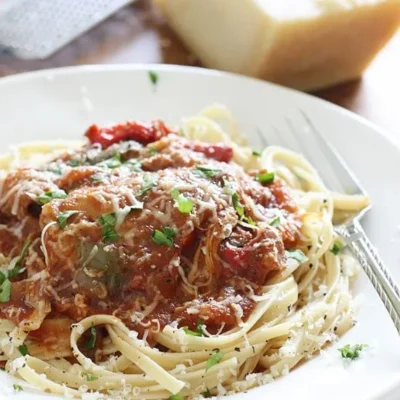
[185,142,233,163]
[219,227,285,285]
[85,120,171,148]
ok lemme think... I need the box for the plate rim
[1,63,399,151]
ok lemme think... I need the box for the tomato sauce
[0,121,302,340]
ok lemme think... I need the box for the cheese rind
[156,0,400,91]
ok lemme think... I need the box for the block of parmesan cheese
[155,0,400,91]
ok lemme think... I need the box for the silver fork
[258,111,400,334]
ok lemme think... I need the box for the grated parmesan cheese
[231,303,244,327]
[9,357,26,372]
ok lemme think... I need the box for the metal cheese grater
[0,0,134,60]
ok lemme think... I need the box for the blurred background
[0,0,399,134]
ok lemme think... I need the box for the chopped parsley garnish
[70,159,82,167]
[222,177,234,195]
[38,189,68,205]
[338,344,367,360]
[123,159,142,172]
[206,350,223,371]
[246,216,256,226]
[98,213,118,242]
[152,227,176,247]
[86,374,98,381]
[252,150,261,157]
[97,153,121,169]
[203,388,212,398]
[196,165,221,178]
[84,327,97,350]
[18,344,29,356]
[48,167,62,175]
[285,249,307,264]
[91,173,107,183]
[168,393,183,400]
[13,384,23,392]
[57,211,79,229]
[224,186,234,195]
[232,192,244,219]
[171,189,194,214]
[330,241,343,255]
[255,171,275,185]
[148,146,159,155]
[7,266,24,279]
[148,70,159,86]
[232,192,255,226]
[269,216,281,227]
[0,278,11,303]
[183,320,205,337]
[8,240,31,279]
[183,327,201,337]
[18,240,31,261]
[138,175,157,196]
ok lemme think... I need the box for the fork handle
[344,220,400,334]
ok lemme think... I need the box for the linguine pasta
[0,106,368,399]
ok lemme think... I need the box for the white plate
[0,65,399,400]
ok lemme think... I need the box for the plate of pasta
[0,65,400,400]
